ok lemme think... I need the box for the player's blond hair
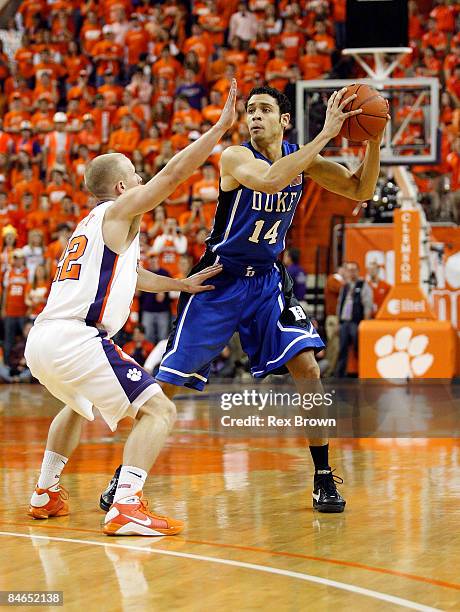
[84,153,131,198]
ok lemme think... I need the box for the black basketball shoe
[312,469,346,513]
[99,465,121,512]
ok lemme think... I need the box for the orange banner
[393,210,420,285]
[346,221,458,378]
[344,225,460,332]
[359,320,457,379]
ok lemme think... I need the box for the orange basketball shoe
[28,485,70,519]
[103,493,184,536]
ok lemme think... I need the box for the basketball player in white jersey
[25,81,237,536]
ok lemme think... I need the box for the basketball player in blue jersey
[101,86,387,513]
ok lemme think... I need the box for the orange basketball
[339,84,389,142]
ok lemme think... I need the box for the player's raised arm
[305,120,389,201]
[221,88,364,196]
[109,80,237,220]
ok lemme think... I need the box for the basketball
[339,84,389,141]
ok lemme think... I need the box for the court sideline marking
[0,531,440,611]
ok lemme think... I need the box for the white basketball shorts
[25,319,162,431]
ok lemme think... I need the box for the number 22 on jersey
[53,235,88,282]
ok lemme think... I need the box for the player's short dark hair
[288,247,300,264]
[246,86,291,115]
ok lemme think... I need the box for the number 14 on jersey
[248,220,281,245]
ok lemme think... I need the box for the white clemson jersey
[36,200,139,337]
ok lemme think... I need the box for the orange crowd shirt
[125,27,150,65]
[368,279,392,314]
[108,127,140,154]
[265,57,289,91]
[26,280,51,317]
[4,267,29,317]
[299,52,329,80]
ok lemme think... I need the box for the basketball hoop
[342,47,413,81]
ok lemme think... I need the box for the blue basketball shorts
[156,252,325,391]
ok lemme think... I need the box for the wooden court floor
[0,384,459,611]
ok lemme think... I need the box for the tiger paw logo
[374,327,434,379]
[127,368,142,382]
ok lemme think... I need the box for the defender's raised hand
[216,79,237,132]
[322,87,363,140]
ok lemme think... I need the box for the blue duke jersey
[157,138,325,392]
[207,141,303,276]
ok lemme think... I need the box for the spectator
[332,0,346,49]
[22,229,45,282]
[172,95,203,131]
[46,169,73,209]
[323,264,345,377]
[335,262,373,378]
[139,125,162,168]
[1,225,17,277]
[266,46,290,92]
[180,199,213,236]
[152,46,183,83]
[228,3,258,48]
[25,263,50,320]
[447,64,460,108]
[125,15,150,71]
[175,69,207,110]
[192,163,219,216]
[122,324,154,367]
[139,254,171,344]
[147,205,167,241]
[151,217,188,277]
[92,25,124,85]
[98,69,124,106]
[13,166,43,209]
[75,115,102,157]
[31,94,54,137]
[44,112,73,174]
[313,21,334,70]
[2,248,28,365]
[198,2,226,48]
[366,260,392,316]
[447,137,460,223]
[299,40,330,81]
[108,113,140,156]
[45,222,71,279]
[12,121,42,165]
[4,93,30,135]
[7,319,34,383]
[283,247,307,302]
[190,226,209,263]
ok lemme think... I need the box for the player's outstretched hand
[179,264,224,293]
[322,87,362,140]
[216,79,237,132]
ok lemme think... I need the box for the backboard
[296,77,440,166]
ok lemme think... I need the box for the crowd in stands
[0,0,458,380]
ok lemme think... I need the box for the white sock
[113,466,147,503]
[37,451,68,490]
